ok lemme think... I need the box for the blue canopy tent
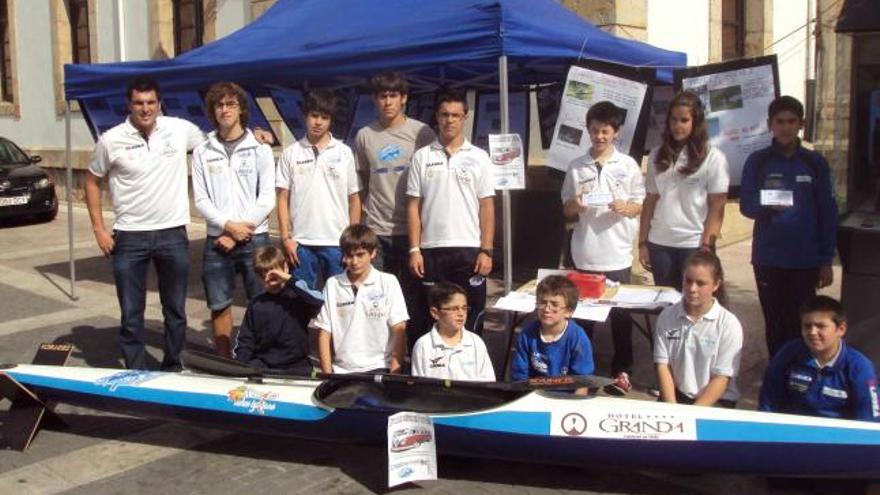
[61,0,686,298]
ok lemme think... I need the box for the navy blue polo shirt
[759,339,880,421]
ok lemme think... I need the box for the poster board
[473,91,529,156]
[644,85,675,153]
[674,55,780,192]
[547,62,654,172]
[345,94,379,147]
[161,91,212,132]
[269,88,306,138]
[80,96,130,140]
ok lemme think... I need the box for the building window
[68,0,90,64]
[0,1,12,102]
[721,0,745,60]
[173,0,204,55]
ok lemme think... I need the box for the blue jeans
[647,242,699,289]
[112,226,189,370]
[202,233,269,311]
[292,244,343,292]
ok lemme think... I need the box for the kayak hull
[5,364,880,478]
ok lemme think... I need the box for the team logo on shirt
[207,156,225,163]
[124,143,145,151]
[378,144,402,162]
[869,380,880,417]
[429,356,447,369]
[664,329,681,340]
[530,352,549,374]
[295,158,313,165]
[455,166,472,185]
[786,372,812,393]
[161,142,178,157]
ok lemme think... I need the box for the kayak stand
[0,343,73,450]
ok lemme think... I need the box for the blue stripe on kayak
[435,411,550,435]
[698,419,880,445]
[8,371,330,421]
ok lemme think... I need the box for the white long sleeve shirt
[191,129,276,236]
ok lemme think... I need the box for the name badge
[796,175,813,183]
[582,191,613,206]
[760,189,794,207]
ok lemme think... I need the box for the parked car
[0,137,58,223]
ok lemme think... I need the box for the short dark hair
[768,95,804,120]
[800,295,846,325]
[586,101,623,130]
[535,275,579,311]
[126,76,161,101]
[434,86,468,114]
[370,71,409,96]
[253,246,286,275]
[339,224,379,254]
[303,89,337,117]
[204,82,250,128]
[429,281,467,309]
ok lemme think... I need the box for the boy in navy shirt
[740,96,838,357]
[233,246,317,373]
[759,296,880,421]
[510,275,594,395]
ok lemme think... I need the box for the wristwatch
[479,248,494,257]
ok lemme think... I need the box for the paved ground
[0,204,862,495]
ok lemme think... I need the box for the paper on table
[760,189,794,206]
[611,286,662,305]
[655,290,682,305]
[493,293,612,322]
[572,304,612,322]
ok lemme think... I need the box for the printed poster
[387,412,437,487]
[473,92,528,153]
[644,85,675,153]
[489,133,525,190]
[677,57,779,187]
[548,66,648,172]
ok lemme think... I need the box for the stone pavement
[0,204,855,495]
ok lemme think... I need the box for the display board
[269,88,306,139]
[473,91,529,155]
[547,62,654,172]
[80,96,130,140]
[161,91,212,132]
[674,55,780,190]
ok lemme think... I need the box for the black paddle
[180,349,612,392]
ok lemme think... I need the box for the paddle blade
[181,349,260,377]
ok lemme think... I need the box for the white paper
[582,191,614,206]
[388,412,437,488]
[493,292,612,322]
[680,62,776,187]
[489,133,526,190]
[760,189,793,206]
[548,66,648,172]
[611,287,662,305]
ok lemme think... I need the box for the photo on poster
[675,55,780,191]
[644,85,674,152]
[557,124,583,146]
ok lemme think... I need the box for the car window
[0,140,30,166]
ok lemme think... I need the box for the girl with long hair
[638,91,730,288]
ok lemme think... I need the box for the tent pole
[498,56,512,295]
[65,100,78,301]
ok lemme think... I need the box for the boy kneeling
[510,275,595,395]
[233,246,317,373]
[411,282,495,381]
[313,225,409,374]
[759,295,880,421]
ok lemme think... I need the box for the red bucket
[566,272,606,299]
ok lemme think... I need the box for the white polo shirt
[89,116,205,231]
[645,146,730,248]
[653,299,743,402]
[411,326,495,382]
[312,267,409,373]
[561,148,646,271]
[276,136,360,246]
[191,130,276,236]
[406,140,495,248]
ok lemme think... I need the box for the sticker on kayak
[227,385,279,415]
[94,370,161,392]
[551,410,696,441]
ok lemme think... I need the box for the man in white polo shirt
[191,82,276,358]
[277,89,361,294]
[407,87,495,344]
[85,76,205,371]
